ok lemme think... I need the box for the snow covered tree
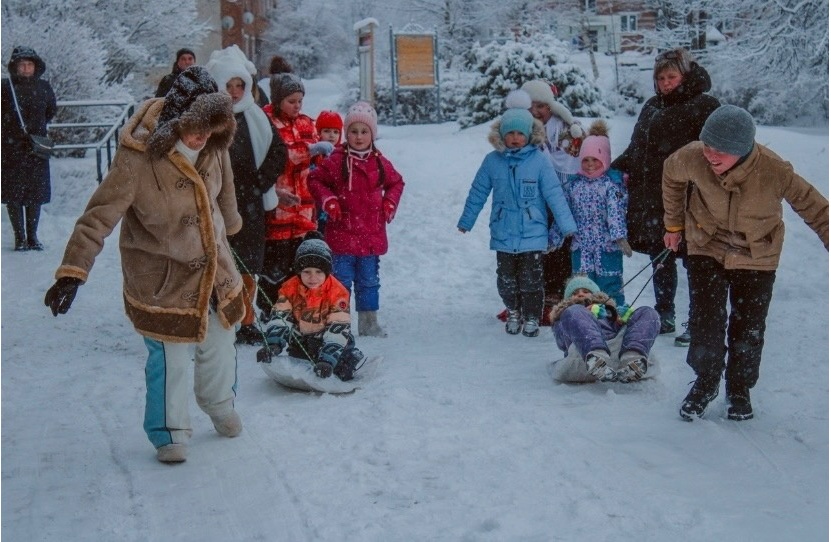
[261,0,354,77]
[457,37,609,128]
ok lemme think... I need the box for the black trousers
[543,236,572,301]
[686,255,776,389]
[496,251,544,320]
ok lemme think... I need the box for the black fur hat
[294,231,332,277]
[146,66,236,158]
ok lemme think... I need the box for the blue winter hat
[564,275,601,299]
[700,105,756,156]
[499,108,534,140]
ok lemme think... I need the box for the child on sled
[256,231,364,380]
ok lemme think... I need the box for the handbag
[7,78,54,159]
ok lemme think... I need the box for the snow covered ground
[1,75,828,541]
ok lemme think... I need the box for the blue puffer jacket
[457,120,576,253]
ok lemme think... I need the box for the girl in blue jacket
[457,102,576,337]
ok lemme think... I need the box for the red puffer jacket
[264,104,319,241]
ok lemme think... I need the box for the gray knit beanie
[294,231,332,276]
[270,73,304,107]
[699,105,756,156]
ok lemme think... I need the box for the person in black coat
[610,48,720,342]
[1,46,57,251]
[206,47,289,344]
[154,48,196,98]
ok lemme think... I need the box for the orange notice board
[395,35,435,87]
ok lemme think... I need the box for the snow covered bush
[603,65,649,116]
[457,38,609,128]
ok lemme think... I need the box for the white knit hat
[344,101,378,140]
[521,80,557,109]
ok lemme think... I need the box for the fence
[48,100,135,183]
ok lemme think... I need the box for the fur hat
[504,89,532,110]
[700,105,756,157]
[499,108,534,140]
[8,46,46,78]
[204,46,254,98]
[345,101,378,140]
[294,231,333,276]
[521,80,557,109]
[578,120,611,178]
[564,275,601,299]
[269,73,304,106]
[315,110,344,144]
[146,66,235,158]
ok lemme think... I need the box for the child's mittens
[589,303,609,320]
[617,238,633,257]
[308,141,335,157]
[324,199,342,222]
[383,199,396,223]
[276,187,301,207]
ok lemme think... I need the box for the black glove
[256,344,283,364]
[314,361,333,379]
[44,277,82,316]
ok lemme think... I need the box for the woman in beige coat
[662,105,828,422]
[45,67,246,463]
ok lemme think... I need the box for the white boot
[156,443,187,463]
[211,410,242,438]
[358,311,387,337]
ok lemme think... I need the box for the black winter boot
[7,204,26,251]
[726,381,753,421]
[680,373,721,421]
[25,204,43,250]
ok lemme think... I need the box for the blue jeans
[333,254,381,311]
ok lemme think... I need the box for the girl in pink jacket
[309,102,405,337]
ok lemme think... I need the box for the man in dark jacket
[1,46,57,251]
[154,47,196,98]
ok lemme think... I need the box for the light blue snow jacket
[457,133,576,254]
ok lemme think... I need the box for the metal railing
[48,100,135,183]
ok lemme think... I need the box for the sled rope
[614,248,672,307]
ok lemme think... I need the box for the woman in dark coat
[1,46,57,250]
[206,47,289,344]
[610,48,720,342]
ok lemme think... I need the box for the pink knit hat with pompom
[344,101,378,140]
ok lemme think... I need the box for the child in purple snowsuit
[550,275,660,383]
[551,120,630,306]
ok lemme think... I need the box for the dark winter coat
[610,62,720,253]
[309,144,405,256]
[228,113,288,272]
[1,47,57,205]
[155,66,185,98]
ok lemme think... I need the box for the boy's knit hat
[294,231,333,277]
[315,110,344,144]
[699,105,756,157]
[499,108,534,139]
[345,101,378,140]
[578,120,611,178]
[564,275,601,299]
[270,73,304,106]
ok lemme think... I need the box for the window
[585,0,596,11]
[620,14,637,32]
